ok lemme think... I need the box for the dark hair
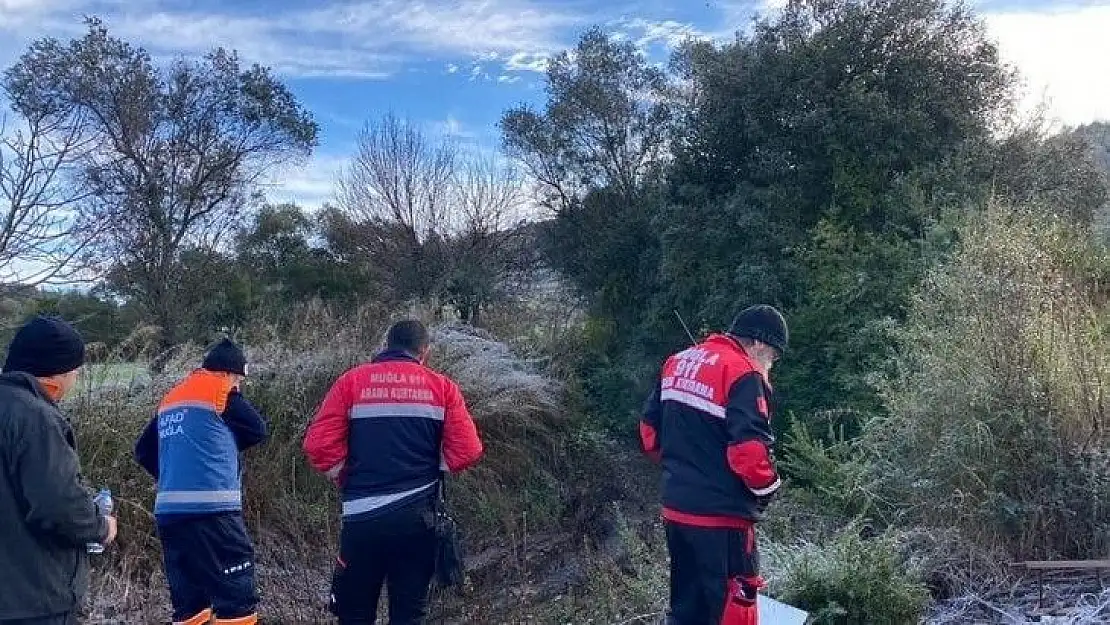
[386,319,429,354]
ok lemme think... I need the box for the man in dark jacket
[640,305,788,625]
[0,316,118,625]
[134,338,268,625]
[303,320,484,625]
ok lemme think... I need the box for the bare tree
[443,155,537,325]
[335,114,458,304]
[333,114,539,323]
[452,154,526,235]
[337,113,458,239]
[0,111,97,286]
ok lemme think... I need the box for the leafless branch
[336,113,458,241]
[0,112,101,286]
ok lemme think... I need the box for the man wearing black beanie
[639,304,788,625]
[0,316,119,625]
[134,337,268,625]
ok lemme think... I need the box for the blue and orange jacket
[134,370,268,521]
[302,350,483,521]
[640,334,780,528]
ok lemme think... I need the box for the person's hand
[326,461,346,487]
[103,516,118,546]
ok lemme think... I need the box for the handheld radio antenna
[673,309,697,345]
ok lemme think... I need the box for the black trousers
[157,512,259,623]
[0,614,76,625]
[665,521,761,625]
[331,498,437,625]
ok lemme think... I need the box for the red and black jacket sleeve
[302,371,353,482]
[639,375,663,463]
[440,378,483,473]
[724,372,780,497]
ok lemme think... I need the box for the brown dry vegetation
[68,302,662,624]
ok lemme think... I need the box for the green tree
[656,0,1017,424]
[236,203,360,310]
[3,18,319,346]
[501,27,676,423]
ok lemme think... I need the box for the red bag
[721,575,765,625]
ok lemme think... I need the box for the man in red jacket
[640,305,788,625]
[303,320,483,625]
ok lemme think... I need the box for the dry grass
[65,302,630,623]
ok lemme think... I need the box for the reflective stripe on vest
[349,402,445,421]
[660,388,727,419]
[341,481,436,517]
[155,490,243,505]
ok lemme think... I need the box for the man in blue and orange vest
[303,319,483,625]
[640,305,788,625]
[135,339,269,625]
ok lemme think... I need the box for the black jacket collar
[371,349,421,364]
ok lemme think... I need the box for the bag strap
[435,470,448,513]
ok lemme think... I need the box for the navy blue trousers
[157,512,259,622]
[665,522,761,625]
[330,497,437,625]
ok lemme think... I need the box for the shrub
[766,528,930,625]
[864,204,1110,559]
[777,414,875,520]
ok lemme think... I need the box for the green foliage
[0,287,142,354]
[768,529,930,625]
[501,29,676,424]
[512,0,1084,432]
[777,221,926,427]
[865,204,1110,558]
[657,0,1018,421]
[3,17,318,346]
[778,415,874,519]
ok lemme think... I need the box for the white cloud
[446,63,460,74]
[261,153,348,209]
[436,114,478,139]
[0,0,44,12]
[617,17,705,52]
[505,51,550,73]
[0,0,583,80]
[984,5,1110,126]
[498,74,521,84]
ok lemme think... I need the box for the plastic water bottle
[86,488,113,554]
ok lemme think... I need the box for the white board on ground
[759,595,809,625]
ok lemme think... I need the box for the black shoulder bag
[432,471,465,589]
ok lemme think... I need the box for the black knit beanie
[727,305,789,354]
[202,338,248,376]
[2,315,86,377]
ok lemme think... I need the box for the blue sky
[2,0,1108,208]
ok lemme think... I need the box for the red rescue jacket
[303,350,483,520]
[639,334,780,528]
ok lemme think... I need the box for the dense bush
[765,528,931,625]
[864,205,1110,559]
